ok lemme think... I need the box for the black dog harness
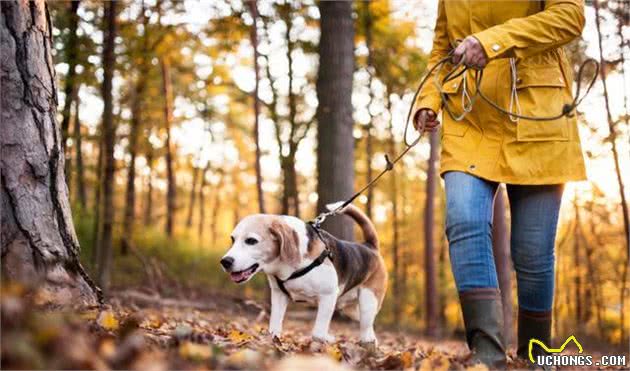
[274,223,333,302]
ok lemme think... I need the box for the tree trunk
[186,164,199,228]
[197,164,210,241]
[91,133,103,267]
[96,0,118,295]
[160,57,176,237]
[424,130,439,336]
[248,0,265,214]
[121,6,149,254]
[573,198,583,328]
[362,0,374,220]
[0,0,99,305]
[315,1,355,240]
[60,0,80,179]
[73,86,86,211]
[594,0,629,344]
[144,148,154,227]
[492,185,513,346]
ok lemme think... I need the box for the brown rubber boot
[460,288,507,369]
[517,308,552,368]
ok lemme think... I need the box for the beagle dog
[221,203,388,345]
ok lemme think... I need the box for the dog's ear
[269,221,300,266]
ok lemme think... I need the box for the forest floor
[1,283,625,370]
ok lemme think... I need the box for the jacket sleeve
[472,0,585,61]
[413,0,450,116]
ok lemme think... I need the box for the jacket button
[516,78,522,84]
[492,44,500,52]
[468,164,476,171]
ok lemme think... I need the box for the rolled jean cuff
[459,288,501,301]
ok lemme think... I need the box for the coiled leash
[309,48,599,231]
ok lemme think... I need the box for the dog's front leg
[311,293,337,343]
[268,286,289,338]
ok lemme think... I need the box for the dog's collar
[274,224,333,302]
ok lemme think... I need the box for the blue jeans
[444,171,564,312]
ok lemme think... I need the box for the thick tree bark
[424,130,439,336]
[315,1,355,240]
[96,0,118,295]
[248,0,265,214]
[160,57,176,237]
[0,0,99,305]
[73,87,86,210]
[492,185,513,346]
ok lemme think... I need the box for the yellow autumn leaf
[178,341,213,361]
[97,310,119,331]
[326,344,343,362]
[227,329,253,344]
[400,351,414,369]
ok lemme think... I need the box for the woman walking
[414,0,586,368]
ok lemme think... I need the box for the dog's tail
[326,202,378,249]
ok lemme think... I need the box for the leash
[310,49,599,229]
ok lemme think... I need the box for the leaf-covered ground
[0,284,624,370]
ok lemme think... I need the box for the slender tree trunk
[492,185,513,346]
[424,130,439,336]
[160,57,176,237]
[186,164,199,228]
[144,148,154,227]
[316,1,355,240]
[573,198,583,328]
[0,0,99,305]
[248,0,265,214]
[386,95,401,325]
[197,164,210,241]
[362,1,374,220]
[96,0,118,295]
[73,86,86,211]
[60,0,80,180]
[594,1,629,343]
[121,5,148,254]
[91,134,103,267]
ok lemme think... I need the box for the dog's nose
[220,256,234,270]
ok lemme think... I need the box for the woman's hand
[414,108,440,132]
[452,36,488,69]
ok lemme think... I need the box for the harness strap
[274,245,332,302]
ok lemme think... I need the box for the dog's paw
[311,332,336,344]
[359,340,378,353]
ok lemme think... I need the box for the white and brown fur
[221,202,388,345]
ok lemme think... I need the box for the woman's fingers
[414,109,440,132]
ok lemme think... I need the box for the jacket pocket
[441,75,470,137]
[514,65,570,142]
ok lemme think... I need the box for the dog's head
[221,215,304,284]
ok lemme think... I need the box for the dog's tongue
[230,270,249,282]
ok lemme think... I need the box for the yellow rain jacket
[416,0,587,184]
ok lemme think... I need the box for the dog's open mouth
[230,263,259,283]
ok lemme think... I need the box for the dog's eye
[244,238,258,245]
